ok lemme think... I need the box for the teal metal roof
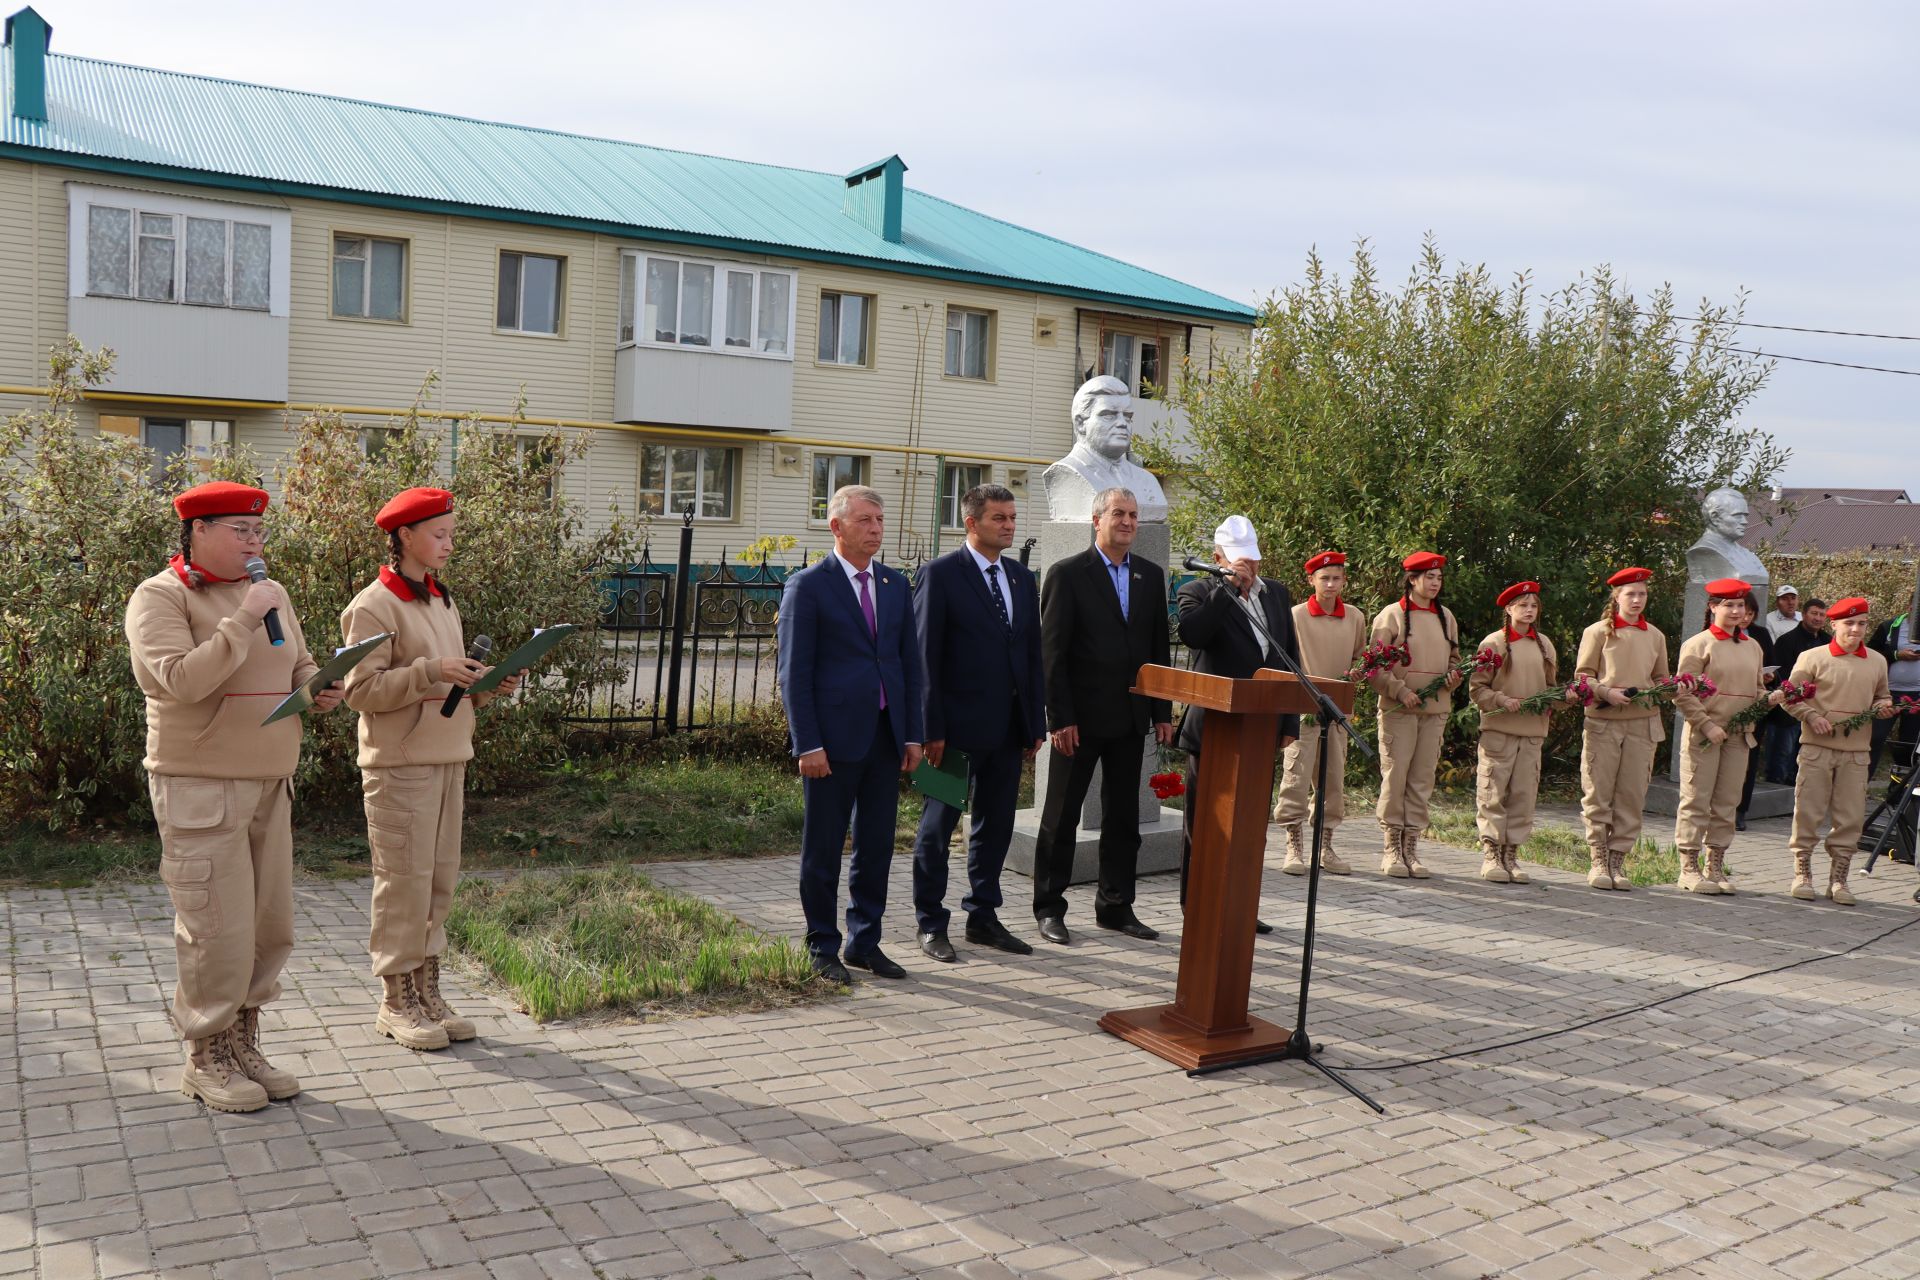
[0,48,1256,324]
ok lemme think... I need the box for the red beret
[174,481,268,521]
[376,487,455,533]
[1304,550,1346,576]
[1828,596,1870,620]
[1496,581,1541,609]
[1608,567,1653,587]
[1402,551,1446,573]
[1704,577,1751,600]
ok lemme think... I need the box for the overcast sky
[61,0,1919,489]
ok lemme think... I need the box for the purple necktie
[857,570,886,709]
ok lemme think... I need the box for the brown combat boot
[1503,844,1530,884]
[1282,824,1308,876]
[416,955,477,1041]
[1790,849,1816,900]
[1587,841,1614,890]
[1677,849,1718,894]
[180,1029,269,1113]
[1608,846,1633,892]
[1827,853,1856,906]
[229,1006,301,1100]
[376,972,451,1051]
[1704,847,1733,894]
[1402,828,1430,879]
[1382,825,1409,878]
[1320,839,1351,876]
[1480,837,1510,883]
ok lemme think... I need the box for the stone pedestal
[1007,519,1182,884]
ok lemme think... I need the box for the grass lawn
[1422,799,1716,888]
[445,867,830,1022]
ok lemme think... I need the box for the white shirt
[965,542,1014,627]
[1766,609,1800,640]
[1234,577,1273,660]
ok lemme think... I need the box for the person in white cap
[1174,515,1301,935]
[1764,585,1802,640]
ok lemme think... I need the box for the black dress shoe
[811,955,852,984]
[964,914,1034,956]
[918,930,957,962]
[1096,911,1159,941]
[1036,916,1071,945]
[1254,918,1274,935]
[1735,811,1749,831]
[842,948,907,979]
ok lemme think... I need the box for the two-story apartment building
[0,7,1256,559]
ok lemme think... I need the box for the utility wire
[1674,337,1920,378]
[1671,315,1920,343]
[1338,913,1920,1074]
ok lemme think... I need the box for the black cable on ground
[1337,914,1920,1073]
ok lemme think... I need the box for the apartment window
[497,251,564,334]
[361,427,400,458]
[811,453,869,521]
[817,291,871,366]
[332,235,407,320]
[941,463,987,528]
[140,418,232,483]
[85,204,270,310]
[1138,337,1162,398]
[639,444,737,519]
[944,308,992,380]
[621,253,794,356]
[1100,330,1166,399]
[1101,332,1135,388]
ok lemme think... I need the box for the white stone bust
[1041,376,1169,523]
[1686,487,1771,599]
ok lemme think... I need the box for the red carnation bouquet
[1628,672,1718,707]
[1513,672,1596,715]
[1149,770,1186,800]
[1832,693,1916,737]
[1726,678,1815,734]
[1346,640,1410,683]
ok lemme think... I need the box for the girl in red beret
[1670,579,1770,895]
[1574,568,1670,890]
[1367,551,1460,879]
[126,482,344,1113]
[1468,581,1564,884]
[339,487,521,1050]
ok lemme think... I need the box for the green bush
[0,345,644,828]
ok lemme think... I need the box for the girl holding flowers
[1574,567,1670,891]
[1670,578,1769,896]
[1468,580,1564,885]
[1367,551,1460,879]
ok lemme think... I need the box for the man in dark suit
[1030,487,1173,944]
[911,484,1047,961]
[1177,514,1301,934]
[777,485,925,983]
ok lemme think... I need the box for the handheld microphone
[243,557,284,647]
[440,635,492,717]
[1182,554,1232,579]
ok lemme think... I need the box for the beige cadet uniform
[1785,642,1891,902]
[1671,627,1765,892]
[1469,627,1557,873]
[1370,600,1458,875]
[126,561,316,1045]
[342,568,497,984]
[1273,596,1367,866]
[1575,617,1669,888]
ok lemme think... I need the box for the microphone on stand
[440,635,492,717]
[1181,554,1233,579]
[242,557,284,647]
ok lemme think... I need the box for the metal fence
[567,512,1190,736]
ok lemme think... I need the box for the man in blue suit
[777,485,926,982]
[911,485,1047,962]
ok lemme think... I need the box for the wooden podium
[1099,664,1356,1072]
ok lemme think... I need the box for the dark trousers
[1030,731,1145,922]
[1179,759,1200,906]
[799,710,899,960]
[911,707,1026,933]
[1765,715,1801,784]
[1739,720,1766,815]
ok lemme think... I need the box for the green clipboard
[464,624,580,696]
[260,631,393,726]
[911,746,971,812]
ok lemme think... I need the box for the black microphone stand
[1183,564,1385,1112]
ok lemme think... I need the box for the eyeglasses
[203,520,271,543]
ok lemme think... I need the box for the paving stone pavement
[5,808,1920,1279]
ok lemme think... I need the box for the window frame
[79,203,272,311]
[330,231,411,324]
[809,452,871,524]
[939,462,989,530]
[638,442,741,522]
[69,184,291,317]
[494,248,568,338]
[942,306,995,382]
[1099,326,1171,400]
[816,290,876,369]
[619,251,796,360]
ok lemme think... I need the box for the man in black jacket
[1176,515,1301,933]
[1030,487,1173,944]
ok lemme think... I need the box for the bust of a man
[1687,487,1771,598]
[1042,376,1169,523]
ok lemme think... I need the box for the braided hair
[178,520,207,590]
[1401,571,1454,647]
[388,527,454,607]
